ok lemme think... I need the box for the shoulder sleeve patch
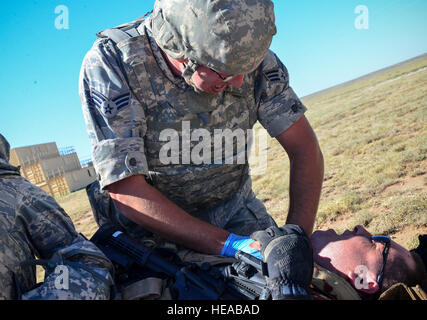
[263,68,288,83]
[89,89,131,118]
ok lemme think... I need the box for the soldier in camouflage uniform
[79,0,323,276]
[0,134,114,300]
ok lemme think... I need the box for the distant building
[9,142,96,198]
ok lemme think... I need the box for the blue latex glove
[221,233,263,260]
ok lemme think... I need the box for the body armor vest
[98,18,259,215]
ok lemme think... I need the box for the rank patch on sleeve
[90,89,131,118]
[263,68,287,83]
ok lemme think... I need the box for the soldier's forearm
[286,145,324,237]
[275,115,324,237]
[107,174,230,255]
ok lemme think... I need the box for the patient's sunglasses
[371,235,391,291]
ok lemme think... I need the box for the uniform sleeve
[21,236,113,300]
[79,39,149,190]
[17,183,79,259]
[17,182,114,300]
[255,50,307,138]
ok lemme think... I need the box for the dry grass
[253,56,427,249]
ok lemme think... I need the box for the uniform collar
[0,158,20,176]
[0,134,19,176]
[311,263,362,300]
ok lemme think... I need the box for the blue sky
[1,0,426,162]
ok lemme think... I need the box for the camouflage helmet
[0,133,10,161]
[151,0,277,76]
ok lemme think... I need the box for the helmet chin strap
[181,60,199,82]
[181,60,207,94]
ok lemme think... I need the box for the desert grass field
[57,54,427,250]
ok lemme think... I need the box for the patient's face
[312,226,378,274]
[311,225,415,290]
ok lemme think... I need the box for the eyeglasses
[209,68,235,83]
[371,235,391,291]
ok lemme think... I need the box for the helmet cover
[151,0,277,75]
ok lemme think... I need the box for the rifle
[91,225,269,300]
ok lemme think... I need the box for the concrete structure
[10,142,96,198]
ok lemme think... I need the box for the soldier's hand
[251,224,313,300]
[221,233,263,260]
